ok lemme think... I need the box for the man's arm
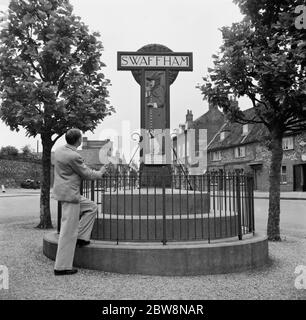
[70,153,105,180]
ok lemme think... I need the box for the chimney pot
[186,109,193,123]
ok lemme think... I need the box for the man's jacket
[52,144,102,203]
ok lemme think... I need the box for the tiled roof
[189,107,225,143]
[208,108,269,151]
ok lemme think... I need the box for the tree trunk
[267,131,283,241]
[36,134,53,229]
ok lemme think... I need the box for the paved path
[254,199,306,238]
[254,191,306,200]
[0,191,57,224]
[0,188,41,198]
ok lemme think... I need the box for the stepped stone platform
[45,187,268,275]
[43,232,268,276]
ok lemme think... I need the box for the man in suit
[52,128,109,276]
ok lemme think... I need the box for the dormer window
[242,124,249,136]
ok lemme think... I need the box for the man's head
[65,128,82,148]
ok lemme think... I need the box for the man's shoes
[54,269,78,276]
[76,239,90,248]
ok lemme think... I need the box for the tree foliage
[21,144,33,156]
[0,0,114,228]
[199,0,306,130]
[0,0,114,139]
[0,145,19,157]
[198,0,306,240]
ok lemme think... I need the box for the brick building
[208,108,306,191]
[174,106,306,192]
[172,102,225,175]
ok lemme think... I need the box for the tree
[198,0,306,240]
[21,144,33,158]
[0,145,19,157]
[0,0,114,228]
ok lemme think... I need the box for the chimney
[186,109,193,122]
[185,109,193,129]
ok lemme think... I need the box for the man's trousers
[54,196,98,270]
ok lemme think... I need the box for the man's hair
[65,128,82,145]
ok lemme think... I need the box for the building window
[212,151,221,161]
[220,131,226,141]
[242,124,248,136]
[234,146,246,158]
[281,166,287,184]
[282,137,294,150]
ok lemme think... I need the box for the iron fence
[57,172,255,244]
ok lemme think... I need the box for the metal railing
[57,172,255,244]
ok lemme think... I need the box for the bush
[0,145,19,157]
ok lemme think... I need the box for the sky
[0,0,252,155]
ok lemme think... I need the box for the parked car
[20,179,40,189]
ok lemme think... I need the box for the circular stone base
[43,232,268,276]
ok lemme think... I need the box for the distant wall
[0,159,42,188]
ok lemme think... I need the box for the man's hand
[99,164,108,176]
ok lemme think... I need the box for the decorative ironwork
[57,172,255,245]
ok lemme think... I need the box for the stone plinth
[43,232,269,276]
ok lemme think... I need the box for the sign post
[117,44,193,186]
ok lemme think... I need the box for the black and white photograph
[0,0,306,312]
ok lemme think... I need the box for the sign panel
[118,52,193,71]
[117,45,192,173]
[144,70,167,129]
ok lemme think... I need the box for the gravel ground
[0,218,306,300]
